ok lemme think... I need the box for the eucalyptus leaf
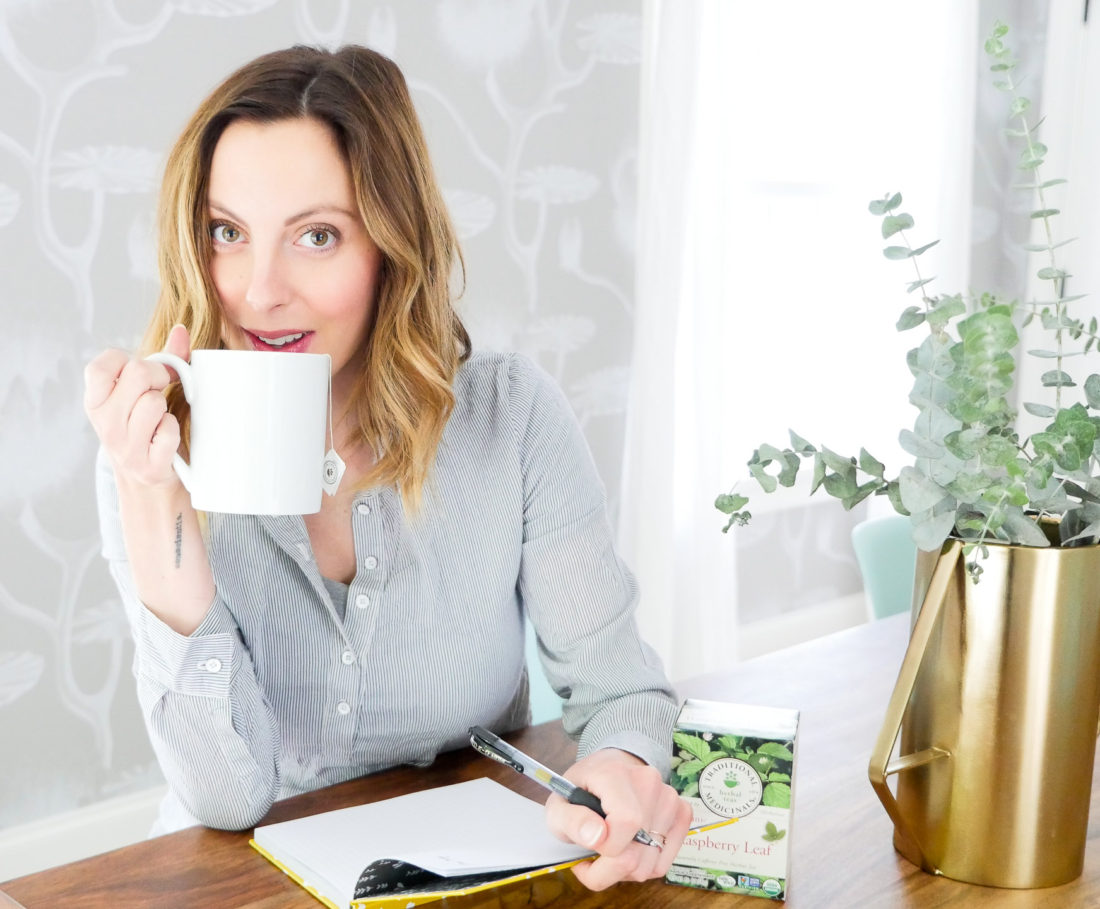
[899,466,949,512]
[1022,238,1076,251]
[757,443,785,463]
[1028,349,1078,358]
[884,245,913,260]
[911,509,957,552]
[1037,267,1068,280]
[868,193,902,215]
[899,429,945,459]
[885,480,908,516]
[749,461,777,493]
[715,493,750,514]
[776,451,800,487]
[1000,509,1052,547]
[823,471,858,499]
[810,452,826,494]
[859,448,886,479]
[882,213,914,239]
[820,446,856,473]
[1085,375,1100,408]
[896,306,926,331]
[843,480,881,510]
[1062,518,1100,545]
[1041,370,1076,387]
[1024,402,1057,418]
[1031,208,1060,218]
[788,430,816,454]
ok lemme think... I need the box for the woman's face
[207,117,382,398]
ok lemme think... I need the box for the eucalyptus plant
[716,23,1100,579]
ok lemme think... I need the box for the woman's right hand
[84,324,191,490]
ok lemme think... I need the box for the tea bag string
[328,364,336,455]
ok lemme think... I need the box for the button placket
[347,491,384,666]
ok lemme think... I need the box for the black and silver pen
[467,725,661,848]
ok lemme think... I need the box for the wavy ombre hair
[143,45,470,511]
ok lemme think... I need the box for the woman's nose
[244,250,289,312]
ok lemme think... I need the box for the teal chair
[525,620,563,724]
[851,515,918,620]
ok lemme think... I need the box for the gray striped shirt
[97,352,678,831]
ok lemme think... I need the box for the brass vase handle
[868,538,962,867]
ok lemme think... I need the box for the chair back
[525,621,563,724]
[851,515,918,620]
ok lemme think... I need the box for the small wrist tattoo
[174,513,183,568]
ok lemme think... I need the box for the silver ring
[646,830,667,848]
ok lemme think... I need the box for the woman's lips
[244,329,314,353]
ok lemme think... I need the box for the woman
[83,45,689,890]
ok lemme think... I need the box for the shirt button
[296,542,309,558]
[336,701,351,716]
[363,556,378,570]
[341,649,355,665]
[356,502,371,515]
[355,593,370,609]
[203,658,222,673]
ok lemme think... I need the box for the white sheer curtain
[621,1,978,682]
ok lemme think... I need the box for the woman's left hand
[543,748,692,891]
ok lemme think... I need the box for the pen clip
[468,726,523,773]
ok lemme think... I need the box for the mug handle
[145,351,195,493]
[867,537,962,869]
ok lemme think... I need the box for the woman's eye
[211,223,242,244]
[300,227,336,249]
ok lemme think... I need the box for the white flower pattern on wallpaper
[520,314,597,380]
[0,0,641,831]
[516,165,599,204]
[364,4,396,56]
[576,12,641,64]
[444,189,497,239]
[51,147,161,193]
[569,365,630,426]
[0,652,45,709]
[436,0,536,69]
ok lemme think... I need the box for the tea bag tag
[321,359,345,496]
[322,448,345,496]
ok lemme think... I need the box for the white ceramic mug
[145,349,331,515]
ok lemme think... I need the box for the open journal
[250,777,595,908]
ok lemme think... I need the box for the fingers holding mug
[84,352,184,486]
[82,349,130,414]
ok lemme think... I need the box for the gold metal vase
[868,530,1100,888]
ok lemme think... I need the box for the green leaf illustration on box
[762,821,787,843]
[762,782,791,809]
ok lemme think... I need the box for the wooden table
[3,614,1098,907]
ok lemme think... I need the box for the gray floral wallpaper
[0,0,640,830]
